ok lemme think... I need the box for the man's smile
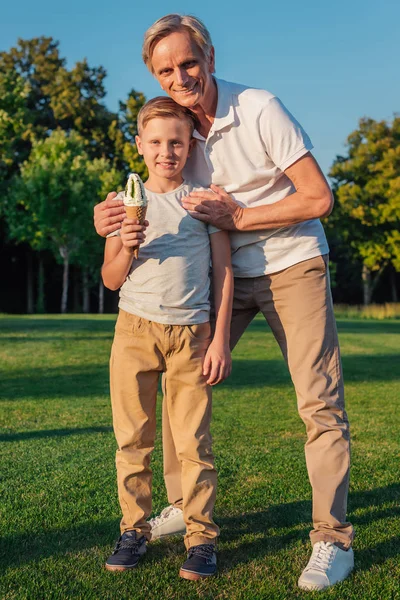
[173,83,198,94]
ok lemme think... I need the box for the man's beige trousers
[162,255,354,549]
[110,310,219,549]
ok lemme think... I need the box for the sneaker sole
[298,566,354,591]
[179,568,216,581]
[105,563,138,572]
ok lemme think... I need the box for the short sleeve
[106,230,121,238]
[207,224,221,235]
[259,97,313,171]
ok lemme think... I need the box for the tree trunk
[98,276,104,314]
[26,250,34,314]
[362,264,372,305]
[73,267,80,313]
[36,255,45,314]
[60,247,69,314]
[390,269,398,303]
[362,263,386,305]
[82,267,90,313]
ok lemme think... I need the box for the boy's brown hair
[137,96,198,135]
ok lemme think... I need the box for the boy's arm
[204,230,233,385]
[101,218,147,290]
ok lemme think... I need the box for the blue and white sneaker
[105,531,147,571]
[179,544,217,580]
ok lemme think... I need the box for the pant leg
[230,277,260,350]
[164,322,219,549]
[161,381,183,509]
[110,310,163,539]
[255,255,354,549]
[160,277,258,511]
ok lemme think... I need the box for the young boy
[102,96,233,580]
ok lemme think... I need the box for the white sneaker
[148,505,186,540]
[298,541,354,591]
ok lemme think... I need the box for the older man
[94,14,354,590]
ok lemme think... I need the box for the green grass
[0,314,399,600]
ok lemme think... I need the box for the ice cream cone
[125,205,147,259]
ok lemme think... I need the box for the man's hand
[94,192,126,237]
[182,184,245,231]
[203,339,232,386]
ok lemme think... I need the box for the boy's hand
[203,339,232,386]
[94,192,126,237]
[120,218,148,253]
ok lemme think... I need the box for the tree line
[1,37,399,313]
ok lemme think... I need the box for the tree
[329,116,400,304]
[0,70,30,182]
[0,38,110,149]
[111,88,148,180]
[1,38,146,314]
[5,129,122,313]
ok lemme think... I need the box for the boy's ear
[135,135,143,155]
[188,137,196,157]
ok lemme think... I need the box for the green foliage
[0,69,31,184]
[329,116,400,273]
[5,128,122,264]
[110,88,148,179]
[0,37,146,175]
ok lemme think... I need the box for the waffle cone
[125,205,147,259]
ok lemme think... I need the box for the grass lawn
[0,314,399,599]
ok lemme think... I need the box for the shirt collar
[193,77,235,141]
[212,78,235,132]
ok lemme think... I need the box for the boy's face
[136,117,194,181]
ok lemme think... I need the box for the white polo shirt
[183,78,329,277]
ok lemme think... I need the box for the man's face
[151,31,215,110]
[136,117,194,181]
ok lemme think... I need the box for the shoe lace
[307,542,336,572]
[188,544,215,563]
[114,535,142,555]
[148,505,179,528]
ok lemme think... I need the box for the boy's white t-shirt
[117,181,218,325]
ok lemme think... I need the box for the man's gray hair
[142,14,214,74]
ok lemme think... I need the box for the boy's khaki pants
[163,255,354,549]
[110,310,219,549]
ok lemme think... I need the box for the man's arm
[203,231,233,386]
[181,153,333,231]
[94,192,126,237]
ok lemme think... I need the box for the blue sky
[1,0,399,176]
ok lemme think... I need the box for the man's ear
[209,46,215,74]
[135,135,143,155]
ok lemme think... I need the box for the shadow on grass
[1,351,399,402]
[0,335,114,343]
[0,365,110,401]
[221,353,400,388]
[1,485,399,572]
[0,316,116,334]
[336,320,400,335]
[247,317,400,336]
[217,483,400,572]
[0,426,113,442]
